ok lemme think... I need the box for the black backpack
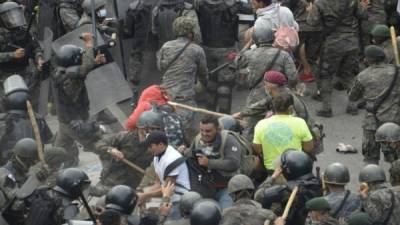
[25,188,62,225]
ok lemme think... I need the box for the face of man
[147,143,166,156]
[264,81,274,96]
[252,0,265,9]
[200,122,218,144]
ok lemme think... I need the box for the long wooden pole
[390,26,400,66]
[26,101,45,164]
[282,186,299,221]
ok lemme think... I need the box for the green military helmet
[359,164,386,183]
[218,115,242,133]
[375,122,400,142]
[364,45,386,62]
[190,199,221,225]
[280,149,313,181]
[228,174,255,195]
[370,24,390,38]
[44,146,67,168]
[172,16,195,37]
[305,197,331,212]
[54,168,91,199]
[347,212,373,225]
[323,162,350,185]
[252,18,274,45]
[389,160,400,184]
[136,107,164,129]
[180,191,202,216]
[0,1,26,29]
[13,138,37,159]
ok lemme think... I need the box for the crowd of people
[0,0,399,224]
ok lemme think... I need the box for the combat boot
[316,80,333,117]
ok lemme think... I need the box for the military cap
[364,45,386,61]
[370,24,390,38]
[264,71,288,85]
[305,197,331,211]
[347,212,373,225]
[173,16,195,37]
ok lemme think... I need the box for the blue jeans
[215,188,233,209]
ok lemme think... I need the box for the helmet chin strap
[15,155,30,172]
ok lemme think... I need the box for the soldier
[105,185,139,225]
[358,164,400,225]
[52,32,106,167]
[347,212,373,225]
[233,18,297,139]
[322,163,361,224]
[57,0,84,33]
[375,122,400,162]
[370,24,395,64]
[164,191,202,225]
[152,0,201,47]
[348,45,400,164]
[157,16,207,140]
[257,150,322,225]
[0,1,45,112]
[220,174,276,225]
[307,0,368,117]
[0,75,52,165]
[304,197,339,225]
[360,0,387,48]
[190,199,222,225]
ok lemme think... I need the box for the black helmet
[218,116,242,133]
[3,74,29,110]
[190,199,221,225]
[13,138,37,159]
[105,185,137,215]
[0,1,26,29]
[136,107,164,129]
[55,44,84,67]
[280,149,313,181]
[375,122,400,142]
[81,0,106,15]
[54,168,91,199]
[179,191,202,216]
[324,162,350,185]
[359,164,386,183]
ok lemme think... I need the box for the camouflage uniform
[94,131,153,194]
[157,37,207,139]
[307,0,367,115]
[361,184,400,225]
[309,217,340,225]
[238,45,296,139]
[220,199,276,225]
[361,0,387,48]
[57,0,83,33]
[349,63,400,163]
[379,39,395,64]
[324,191,361,224]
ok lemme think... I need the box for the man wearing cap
[138,131,190,220]
[370,24,395,64]
[349,45,400,164]
[306,197,339,225]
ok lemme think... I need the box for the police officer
[220,174,276,225]
[164,191,202,225]
[105,185,138,225]
[0,1,44,112]
[375,122,400,162]
[57,0,84,33]
[190,199,222,225]
[322,163,360,224]
[258,150,322,225]
[52,32,106,167]
[0,75,52,165]
[359,164,400,225]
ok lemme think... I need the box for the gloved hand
[36,166,50,181]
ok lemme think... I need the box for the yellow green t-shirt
[253,115,313,169]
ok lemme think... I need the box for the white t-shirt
[154,145,191,203]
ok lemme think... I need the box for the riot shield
[38,27,54,62]
[15,174,41,199]
[38,28,54,115]
[85,62,132,115]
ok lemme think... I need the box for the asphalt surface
[45,49,391,194]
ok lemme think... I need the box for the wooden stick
[169,101,231,118]
[390,26,400,66]
[282,186,299,221]
[26,101,45,164]
[108,151,146,174]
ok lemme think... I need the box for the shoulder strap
[161,41,191,75]
[372,66,399,114]
[250,49,281,90]
[331,190,350,218]
[219,130,229,157]
[163,157,186,180]
[382,189,395,225]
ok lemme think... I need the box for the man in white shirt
[137,131,191,220]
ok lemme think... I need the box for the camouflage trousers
[172,97,197,143]
[204,46,237,114]
[362,129,381,164]
[54,122,102,167]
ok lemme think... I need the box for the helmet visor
[0,7,26,29]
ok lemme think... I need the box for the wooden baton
[26,101,45,164]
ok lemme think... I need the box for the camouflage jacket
[58,1,83,33]
[349,63,400,130]
[380,39,395,64]
[157,37,208,99]
[309,216,339,225]
[95,131,153,187]
[324,191,361,224]
[361,185,400,225]
[361,0,387,33]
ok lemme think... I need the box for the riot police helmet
[190,199,221,225]
[323,162,350,185]
[280,149,313,181]
[13,138,37,159]
[375,122,400,143]
[179,191,202,216]
[81,0,107,17]
[252,18,274,45]
[55,44,84,67]
[136,107,164,129]
[0,1,26,29]
[54,168,91,199]
[359,164,386,183]
[161,0,184,5]
[3,74,29,110]
[218,115,242,133]
[228,174,255,194]
[105,185,137,215]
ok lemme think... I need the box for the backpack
[24,188,61,225]
[272,6,299,52]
